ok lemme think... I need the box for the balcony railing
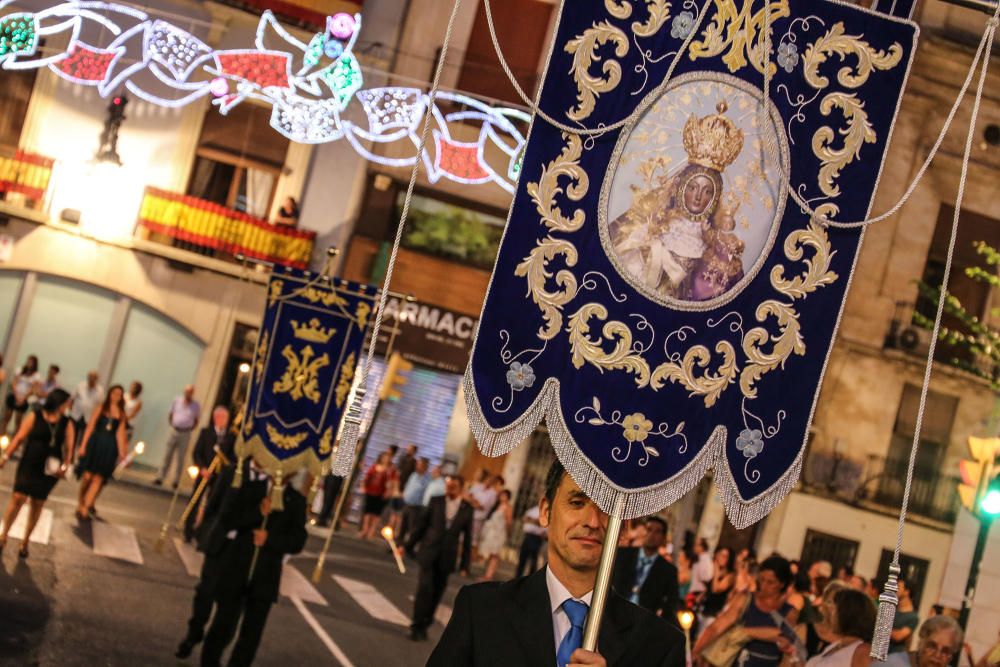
[803,447,959,524]
[0,149,54,210]
[136,187,315,269]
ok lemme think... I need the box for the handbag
[701,625,751,667]
[701,593,754,667]
[44,456,63,477]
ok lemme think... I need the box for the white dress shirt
[545,566,593,658]
[444,495,461,526]
[688,552,714,594]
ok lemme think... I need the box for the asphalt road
[0,466,477,667]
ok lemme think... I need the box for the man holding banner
[428,461,684,666]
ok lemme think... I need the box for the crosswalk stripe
[92,521,144,565]
[291,596,356,667]
[333,575,410,626]
[0,507,53,545]
[174,537,327,606]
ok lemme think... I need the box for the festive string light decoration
[0,1,527,192]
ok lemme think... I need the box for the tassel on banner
[232,454,245,488]
[306,470,322,509]
[871,563,902,660]
[270,469,285,512]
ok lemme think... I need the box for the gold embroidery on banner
[335,352,356,408]
[318,427,333,455]
[770,220,839,300]
[519,134,589,340]
[565,21,629,121]
[632,0,671,38]
[802,24,903,198]
[355,302,371,328]
[567,303,652,387]
[650,342,738,407]
[740,301,805,398]
[254,331,269,382]
[605,0,633,19]
[812,92,875,197]
[268,280,284,305]
[299,286,348,308]
[801,22,903,90]
[527,134,589,233]
[516,237,580,340]
[273,345,330,402]
[291,318,337,343]
[688,0,789,74]
[266,423,309,450]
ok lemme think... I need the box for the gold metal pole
[155,480,186,552]
[581,493,626,652]
[176,456,222,530]
[247,513,270,580]
[311,473,353,583]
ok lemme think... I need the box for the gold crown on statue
[291,318,336,344]
[682,101,744,172]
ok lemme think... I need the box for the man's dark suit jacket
[427,568,685,666]
[198,463,308,602]
[612,546,681,623]
[405,495,473,573]
[191,426,235,469]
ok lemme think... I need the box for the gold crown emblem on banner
[682,101,744,172]
[291,318,336,344]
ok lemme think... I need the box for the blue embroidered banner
[465,0,918,526]
[238,266,376,478]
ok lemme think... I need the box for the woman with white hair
[879,615,963,667]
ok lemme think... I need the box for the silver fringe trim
[333,387,366,477]
[465,368,799,525]
[871,564,902,660]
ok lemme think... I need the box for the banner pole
[176,455,222,530]
[155,480,185,552]
[582,492,626,652]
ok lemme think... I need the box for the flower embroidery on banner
[776,41,799,73]
[622,413,653,443]
[506,362,536,391]
[736,428,764,457]
[670,11,695,40]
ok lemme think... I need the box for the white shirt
[688,552,714,593]
[470,485,497,521]
[546,566,593,657]
[70,380,104,421]
[522,506,547,537]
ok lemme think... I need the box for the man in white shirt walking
[69,371,104,446]
[155,385,201,489]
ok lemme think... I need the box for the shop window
[800,529,859,575]
[0,66,37,151]
[397,192,505,270]
[455,0,553,105]
[874,384,959,522]
[875,549,929,607]
[17,276,116,389]
[187,103,288,217]
[112,303,203,467]
[0,272,23,351]
[914,206,1000,365]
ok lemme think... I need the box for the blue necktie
[556,599,589,667]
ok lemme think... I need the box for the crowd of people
[0,353,212,554]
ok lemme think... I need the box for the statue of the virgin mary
[610,101,746,302]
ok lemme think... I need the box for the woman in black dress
[0,388,74,557]
[76,384,128,521]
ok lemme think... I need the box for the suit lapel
[511,570,557,667]
[597,595,635,666]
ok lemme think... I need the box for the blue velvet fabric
[243,266,375,469]
[467,0,918,511]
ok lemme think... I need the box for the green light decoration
[304,33,324,69]
[324,53,362,111]
[0,16,37,57]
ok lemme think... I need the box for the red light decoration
[435,135,490,182]
[215,51,291,89]
[54,44,118,83]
